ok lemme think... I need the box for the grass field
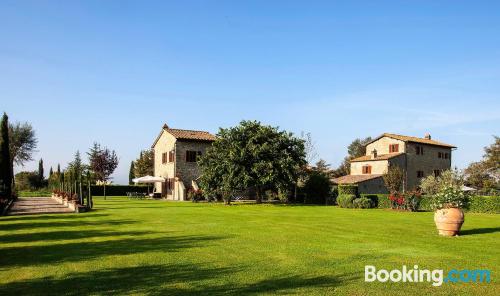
[0,197,499,295]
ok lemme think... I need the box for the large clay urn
[434,208,464,236]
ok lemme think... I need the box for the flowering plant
[389,193,405,210]
[432,186,469,210]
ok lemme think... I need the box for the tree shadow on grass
[0,229,151,244]
[460,227,500,236]
[0,218,138,231]
[0,234,228,269]
[0,263,355,295]
[0,213,110,222]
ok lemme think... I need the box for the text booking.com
[365,265,491,286]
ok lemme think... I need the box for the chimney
[424,133,431,140]
[163,123,169,129]
[371,149,378,159]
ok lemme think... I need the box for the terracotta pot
[434,208,464,236]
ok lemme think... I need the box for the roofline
[350,153,404,162]
[364,133,456,148]
[151,125,216,148]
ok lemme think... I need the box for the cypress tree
[129,161,135,185]
[0,113,12,198]
[57,164,61,175]
[49,166,53,177]
[38,158,44,187]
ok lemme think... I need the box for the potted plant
[432,186,469,236]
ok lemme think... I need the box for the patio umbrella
[132,176,166,183]
[132,176,166,195]
[461,185,477,192]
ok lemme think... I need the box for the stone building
[152,124,216,200]
[332,133,456,194]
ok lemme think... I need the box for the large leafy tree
[87,143,119,199]
[8,121,38,183]
[199,120,306,204]
[0,113,12,198]
[383,166,404,194]
[134,149,154,177]
[464,136,499,191]
[332,136,372,177]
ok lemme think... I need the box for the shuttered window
[416,146,424,155]
[169,151,174,162]
[186,151,200,162]
[417,171,424,178]
[362,165,372,174]
[389,144,399,153]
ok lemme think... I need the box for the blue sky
[1,1,499,184]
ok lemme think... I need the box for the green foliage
[383,166,404,193]
[403,190,422,212]
[0,113,12,199]
[337,194,356,208]
[129,161,135,185]
[353,197,374,209]
[8,120,37,167]
[338,184,358,196]
[134,150,154,177]
[199,120,306,204]
[420,169,464,195]
[431,186,469,210]
[67,151,86,181]
[38,158,44,185]
[303,170,332,204]
[464,136,499,192]
[468,195,500,214]
[18,189,52,197]
[15,171,40,191]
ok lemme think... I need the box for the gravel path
[7,197,74,215]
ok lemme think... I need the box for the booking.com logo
[365,265,491,286]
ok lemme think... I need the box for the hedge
[360,193,499,213]
[90,185,150,196]
[338,184,358,196]
[337,194,356,208]
[468,195,500,214]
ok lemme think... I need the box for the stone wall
[153,130,176,197]
[405,142,452,190]
[357,177,389,194]
[175,140,213,192]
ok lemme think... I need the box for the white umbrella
[132,176,165,196]
[461,185,477,192]
[132,175,165,183]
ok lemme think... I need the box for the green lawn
[0,197,498,295]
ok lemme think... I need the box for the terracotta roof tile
[351,152,404,162]
[332,174,383,184]
[166,128,216,141]
[369,133,456,148]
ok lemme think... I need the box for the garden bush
[337,194,356,208]
[353,197,374,209]
[360,194,389,209]
[467,195,500,214]
[338,184,358,196]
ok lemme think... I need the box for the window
[417,171,424,178]
[389,144,399,153]
[416,146,424,155]
[186,150,201,162]
[444,153,449,159]
[434,170,441,177]
[165,178,175,193]
[362,165,372,174]
[168,151,175,162]
[438,152,442,158]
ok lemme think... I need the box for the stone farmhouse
[152,124,216,200]
[332,133,456,194]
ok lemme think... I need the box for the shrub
[389,193,405,210]
[303,171,332,204]
[90,185,149,196]
[353,197,374,209]
[337,194,356,208]
[187,189,205,202]
[468,195,500,214]
[403,190,422,212]
[432,186,469,210]
[338,184,358,196]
